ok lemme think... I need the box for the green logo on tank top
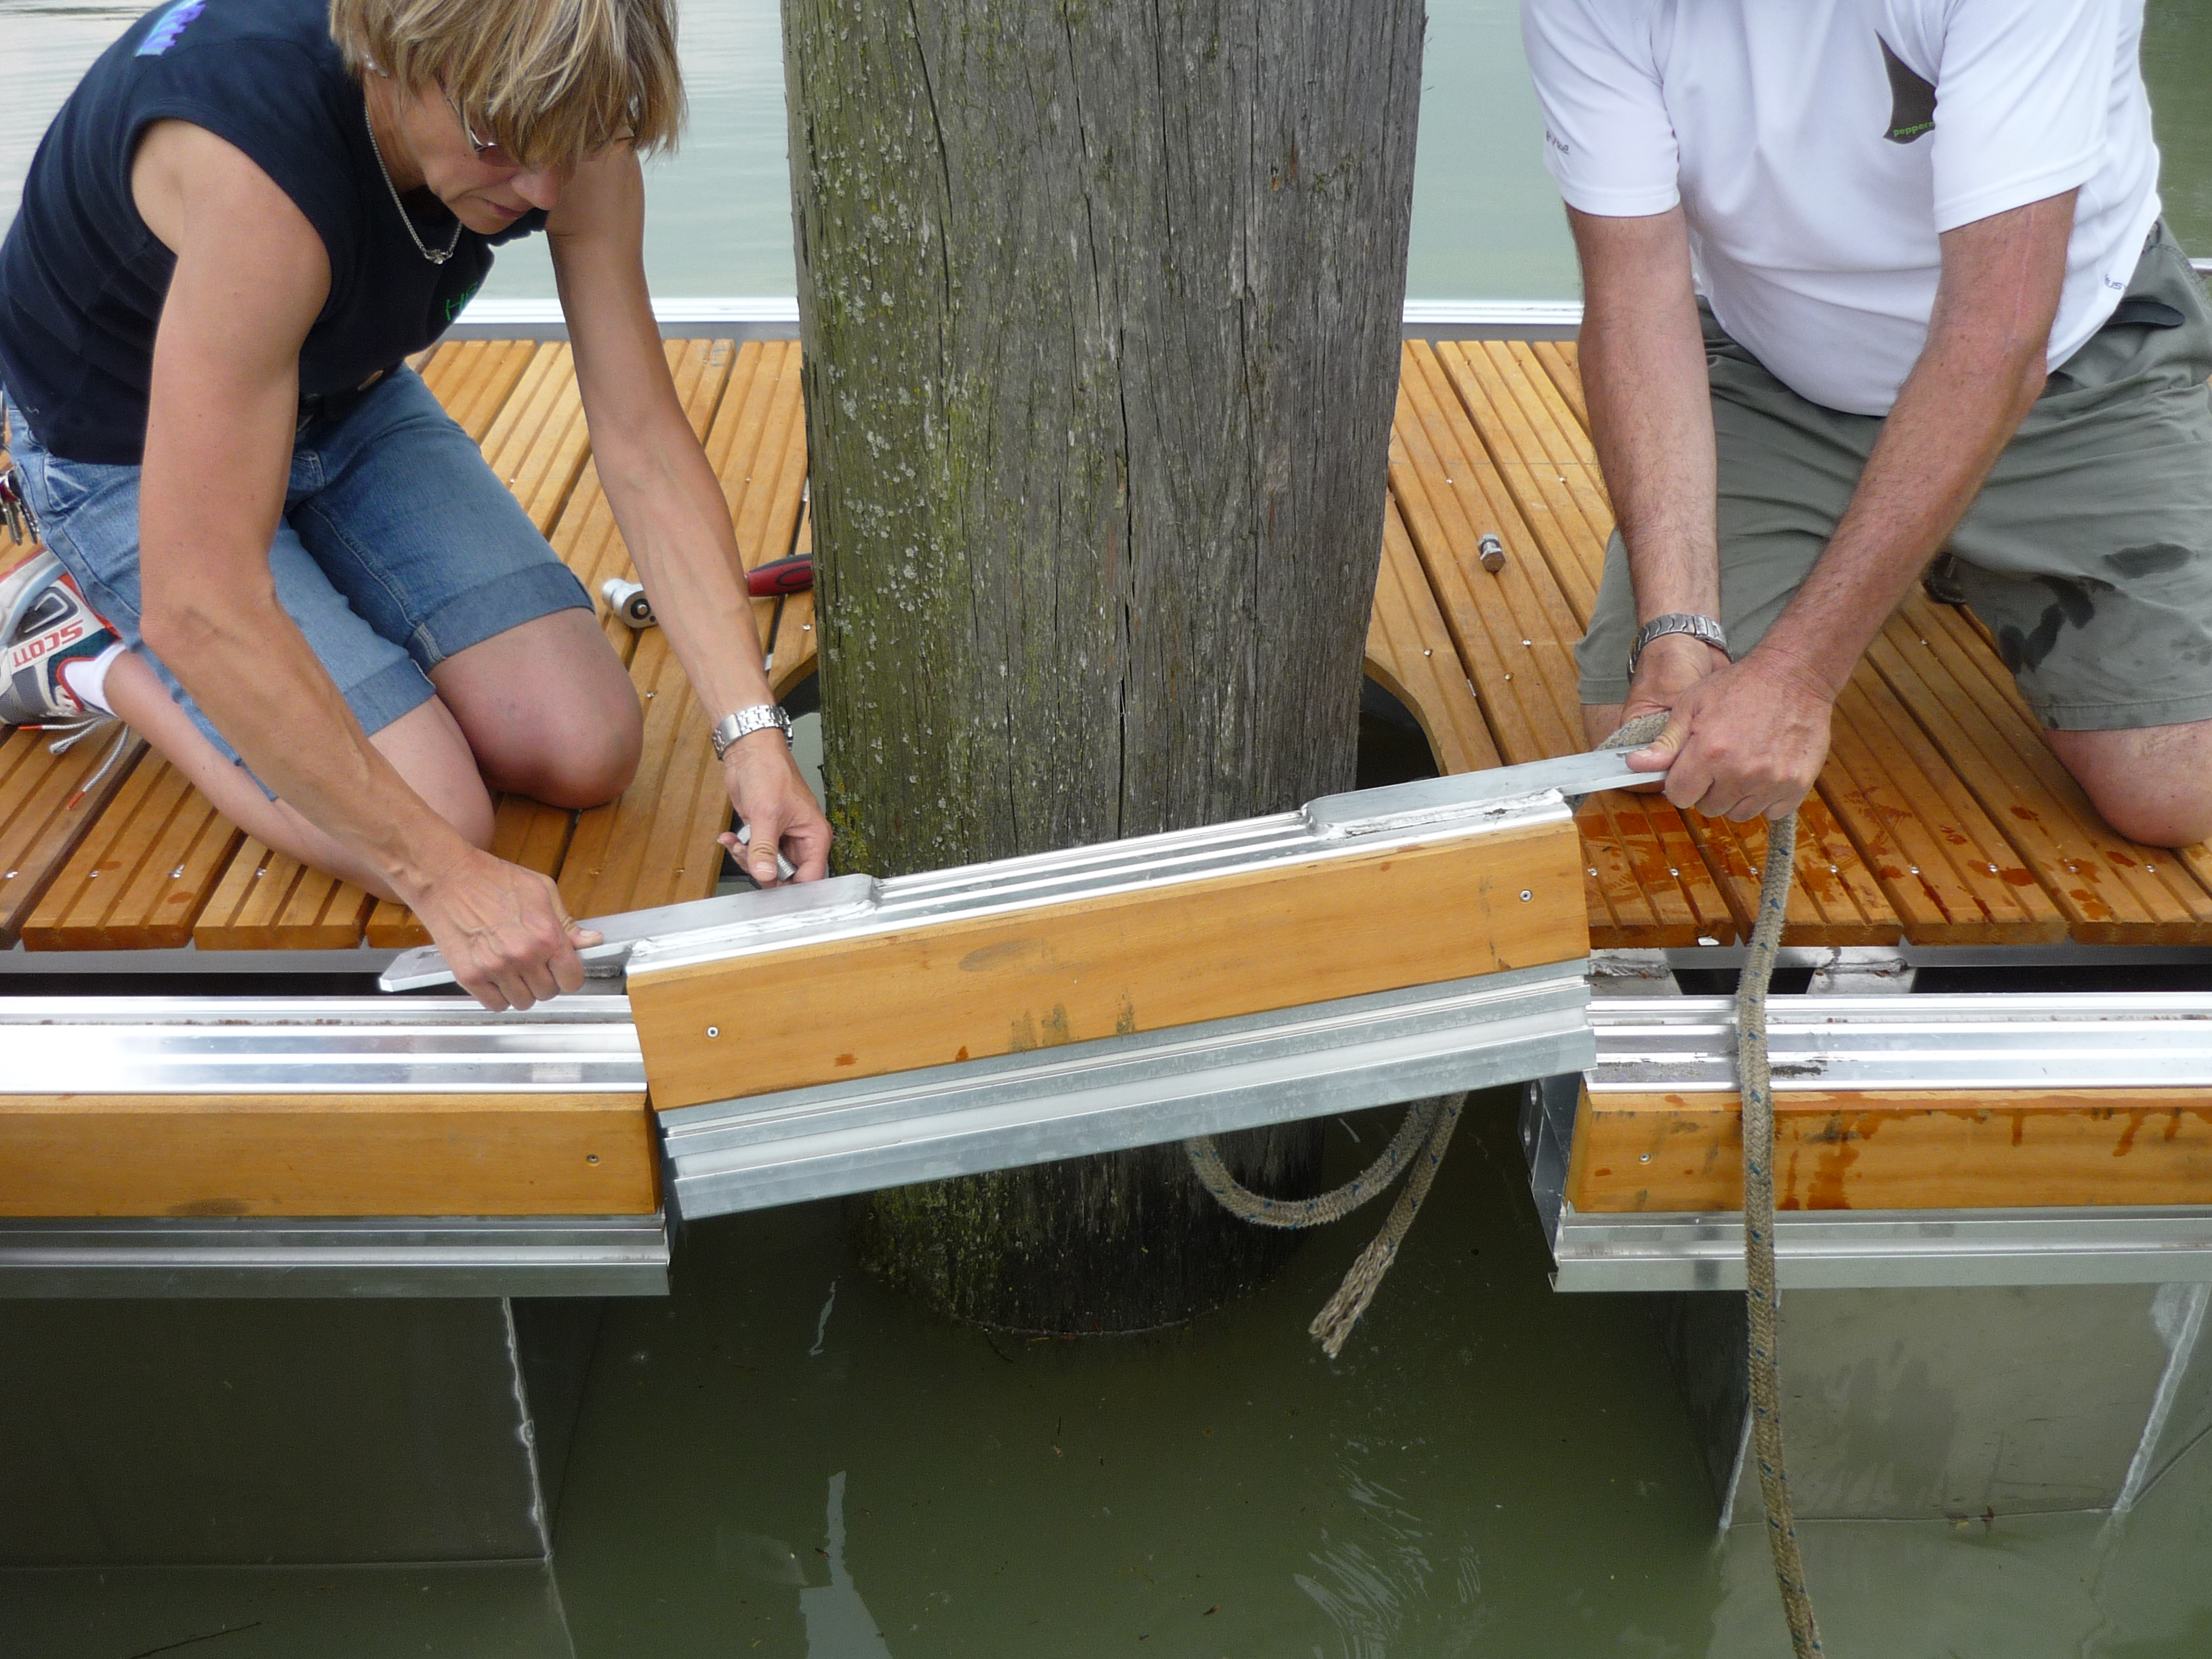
[445,281,483,325]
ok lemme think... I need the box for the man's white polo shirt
[1521,0,2163,416]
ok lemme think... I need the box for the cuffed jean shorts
[3,365,592,790]
[1576,223,2212,731]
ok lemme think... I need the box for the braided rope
[1740,808,1823,1657]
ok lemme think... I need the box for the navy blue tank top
[0,0,545,464]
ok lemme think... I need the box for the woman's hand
[406,845,602,1010]
[716,729,833,887]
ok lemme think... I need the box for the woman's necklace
[365,103,460,265]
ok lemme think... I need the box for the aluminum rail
[1585,991,2212,1091]
[1527,993,2212,1291]
[0,1215,670,1298]
[0,993,643,1092]
[661,961,1593,1221]
[0,994,664,1295]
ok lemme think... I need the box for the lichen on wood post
[785,0,1424,1332]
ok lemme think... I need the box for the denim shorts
[3,366,591,785]
[1576,224,2212,730]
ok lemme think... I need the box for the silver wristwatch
[710,703,792,759]
[1626,613,1729,680]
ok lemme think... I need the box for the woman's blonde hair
[328,0,684,165]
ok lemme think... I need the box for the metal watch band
[1626,613,1729,680]
[710,703,792,760]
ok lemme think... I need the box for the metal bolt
[586,1153,599,1164]
[705,1025,720,1038]
[1477,533,1506,572]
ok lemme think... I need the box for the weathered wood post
[784,0,1424,1331]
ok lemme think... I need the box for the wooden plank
[1530,340,1589,434]
[630,815,1590,1110]
[0,726,149,947]
[480,343,594,535]
[1362,499,1502,775]
[431,338,537,444]
[20,756,241,949]
[0,1094,657,1218]
[557,630,726,920]
[1679,793,1902,947]
[1818,667,2066,944]
[192,839,375,951]
[1432,340,1610,623]
[1389,348,1584,762]
[1868,600,2212,942]
[1568,1086,2212,1214]
[1578,790,1738,948]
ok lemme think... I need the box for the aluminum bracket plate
[659,961,1593,1221]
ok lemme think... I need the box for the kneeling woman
[0,0,828,1007]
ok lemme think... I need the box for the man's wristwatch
[1626,613,1729,681]
[711,703,792,760]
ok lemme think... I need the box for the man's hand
[716,729,832,888]
[1626,646,1835,821]
[407,845,601,1011]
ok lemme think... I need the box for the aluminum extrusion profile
[660,962,1593,1221]
[1585,992,2212,1092]
[1547,1206,2212,1292]
[0,1214,670,1298]
[0,994,645,1093]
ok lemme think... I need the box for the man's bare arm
[1626,190,2077,819]
[546,146,832,886]
[1569,207,1732,735]
[132,121,591,1007]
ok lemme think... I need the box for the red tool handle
[747,554,814,597]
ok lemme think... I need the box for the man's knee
[2049,724,2212,849]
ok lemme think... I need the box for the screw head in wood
[705,1025,720,1038]
[1519,889,1532,901]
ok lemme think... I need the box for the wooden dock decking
[4,335,2211,960]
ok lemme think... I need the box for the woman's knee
[490,697,642,808]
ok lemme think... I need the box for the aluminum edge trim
[669,1008,1595,1219]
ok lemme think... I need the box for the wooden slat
[480,343,594,535]
[1578,790,1738,948]
[430,338,538,444]
[1363,499,1502,775]
[192,840,375,951]
[1868,598,2212,942]
[1678,794,1901,947]
[1568,1086,2212,1213]
[1389,346,1584,761]
[1530,340,1589,433]
[1818,666,2065,944]
[557,631,726,920]
[0,727,149,947]
[20,756,240,949]
[1432,340,1611,623]
[629,815,1589,1110]
[1388,342,1737,945]
[0,1094,657,1217]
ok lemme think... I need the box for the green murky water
[7,4,2212,1654]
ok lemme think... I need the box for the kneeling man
[1525,0,2212,844]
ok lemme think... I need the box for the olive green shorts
[1576,224,2212,731]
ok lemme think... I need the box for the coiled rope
[1186,709,1822,1655]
